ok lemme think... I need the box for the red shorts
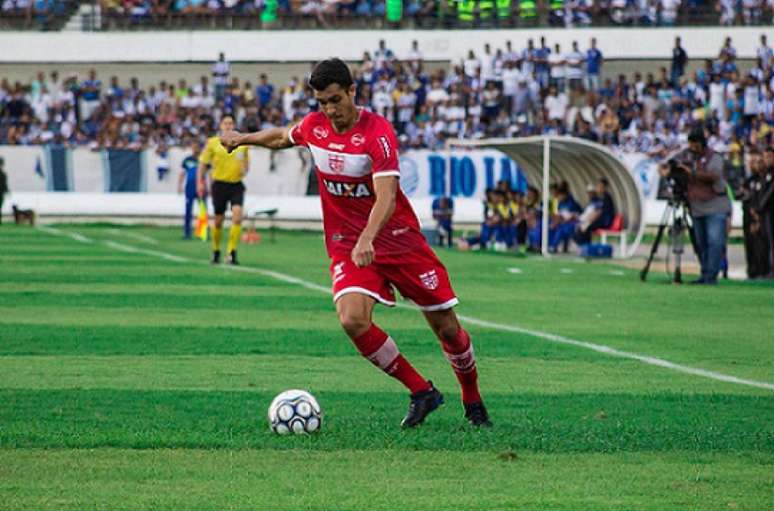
[329,244,458,311]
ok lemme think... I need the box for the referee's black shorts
[211,180,245,215]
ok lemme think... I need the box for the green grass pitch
[0,223,772,510]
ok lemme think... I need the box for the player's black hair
[221,113,235,122]
[309,58,354,91]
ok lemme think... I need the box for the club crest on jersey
[328,153,345,173]
[419,270,439,290]
[378,136,391,159]
[351,133,365,146]
[313,126,329,139]
[323,179,372,198]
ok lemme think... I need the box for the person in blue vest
[432,196,455,247]
[178,140,202,240]
[549,181,582,253]
[574,178,615,246]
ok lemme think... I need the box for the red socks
[351,323,482,403]
[353,324,431,395]
[441,328,482,404]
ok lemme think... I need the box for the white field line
[37,225,94,244]
[36,226,774,392]
[106,228,159,245]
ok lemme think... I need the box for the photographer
[660,129,731,285]
[741,149,770,279]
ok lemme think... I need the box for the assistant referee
[197,114,249,265]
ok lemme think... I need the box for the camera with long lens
[664,152,692,203]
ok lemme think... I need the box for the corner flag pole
[541,137,550,257]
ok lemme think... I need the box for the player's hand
[196,180,205,198]
[220,131,242,153]
[351,235,375,268]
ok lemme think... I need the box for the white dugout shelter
[451,136,646,258]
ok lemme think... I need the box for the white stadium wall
[1,27,765,64]
[0,145,742,227]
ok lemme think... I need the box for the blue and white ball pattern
[268,389,322,435]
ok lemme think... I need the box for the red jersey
[288,109,427,259]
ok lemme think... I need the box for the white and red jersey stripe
[289,109,426,259]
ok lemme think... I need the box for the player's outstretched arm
[220,127,294,152]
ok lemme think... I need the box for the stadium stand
[2,1,773,31]
[1,34,771,168]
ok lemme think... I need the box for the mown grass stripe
[3,354,766,395]
[0,389,770,452]
[35,226,774,393]
[2,449,771,511]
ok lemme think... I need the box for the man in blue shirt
[574,178,616,245]
[80,69,102,122]
[549,181,582,252]
[585,37,603,92]
[431,196,454,247]
[256,74,274,107]
[178,140,202,240]
[534,37,551,90]
[670,37,687,86]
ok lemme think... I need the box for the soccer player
[197,114,249,265]
[178,140,201,240]
[220,59,490,428]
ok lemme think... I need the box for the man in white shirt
[757,34,772,71]
[504,40,519,65]
[407,39,423,62]
[544,85,568,124]
[742,74,761,123]
[548,43,566,93]
[708,74,726,118]
[463,50,482,79]
[565,41,585,92]
[212,52,230,102]
[718,0,735,25]
[443,98,466,136]
[480,43,496,84]
[659,0,680,25]
[520,39,536,78]
[373,39,396,68]
[501,60,521,116]
[372,83,394,121]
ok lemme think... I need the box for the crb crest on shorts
[419,270,439,290]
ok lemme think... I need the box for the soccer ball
[268,389,322,435]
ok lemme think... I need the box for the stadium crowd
[1,35,772,158]
[4,0,773,29]
[1,34,773,274]
[91,0,774,29]
[1,0,69,29]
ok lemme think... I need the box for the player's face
[219,116,235,133]
[314,83,357,130]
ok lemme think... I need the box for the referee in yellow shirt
[197,114,249,265]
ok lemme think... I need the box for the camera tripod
[640,199,693,283]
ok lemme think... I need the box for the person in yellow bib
[197,114,249,265]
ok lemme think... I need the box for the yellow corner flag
[194,199,208,241]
